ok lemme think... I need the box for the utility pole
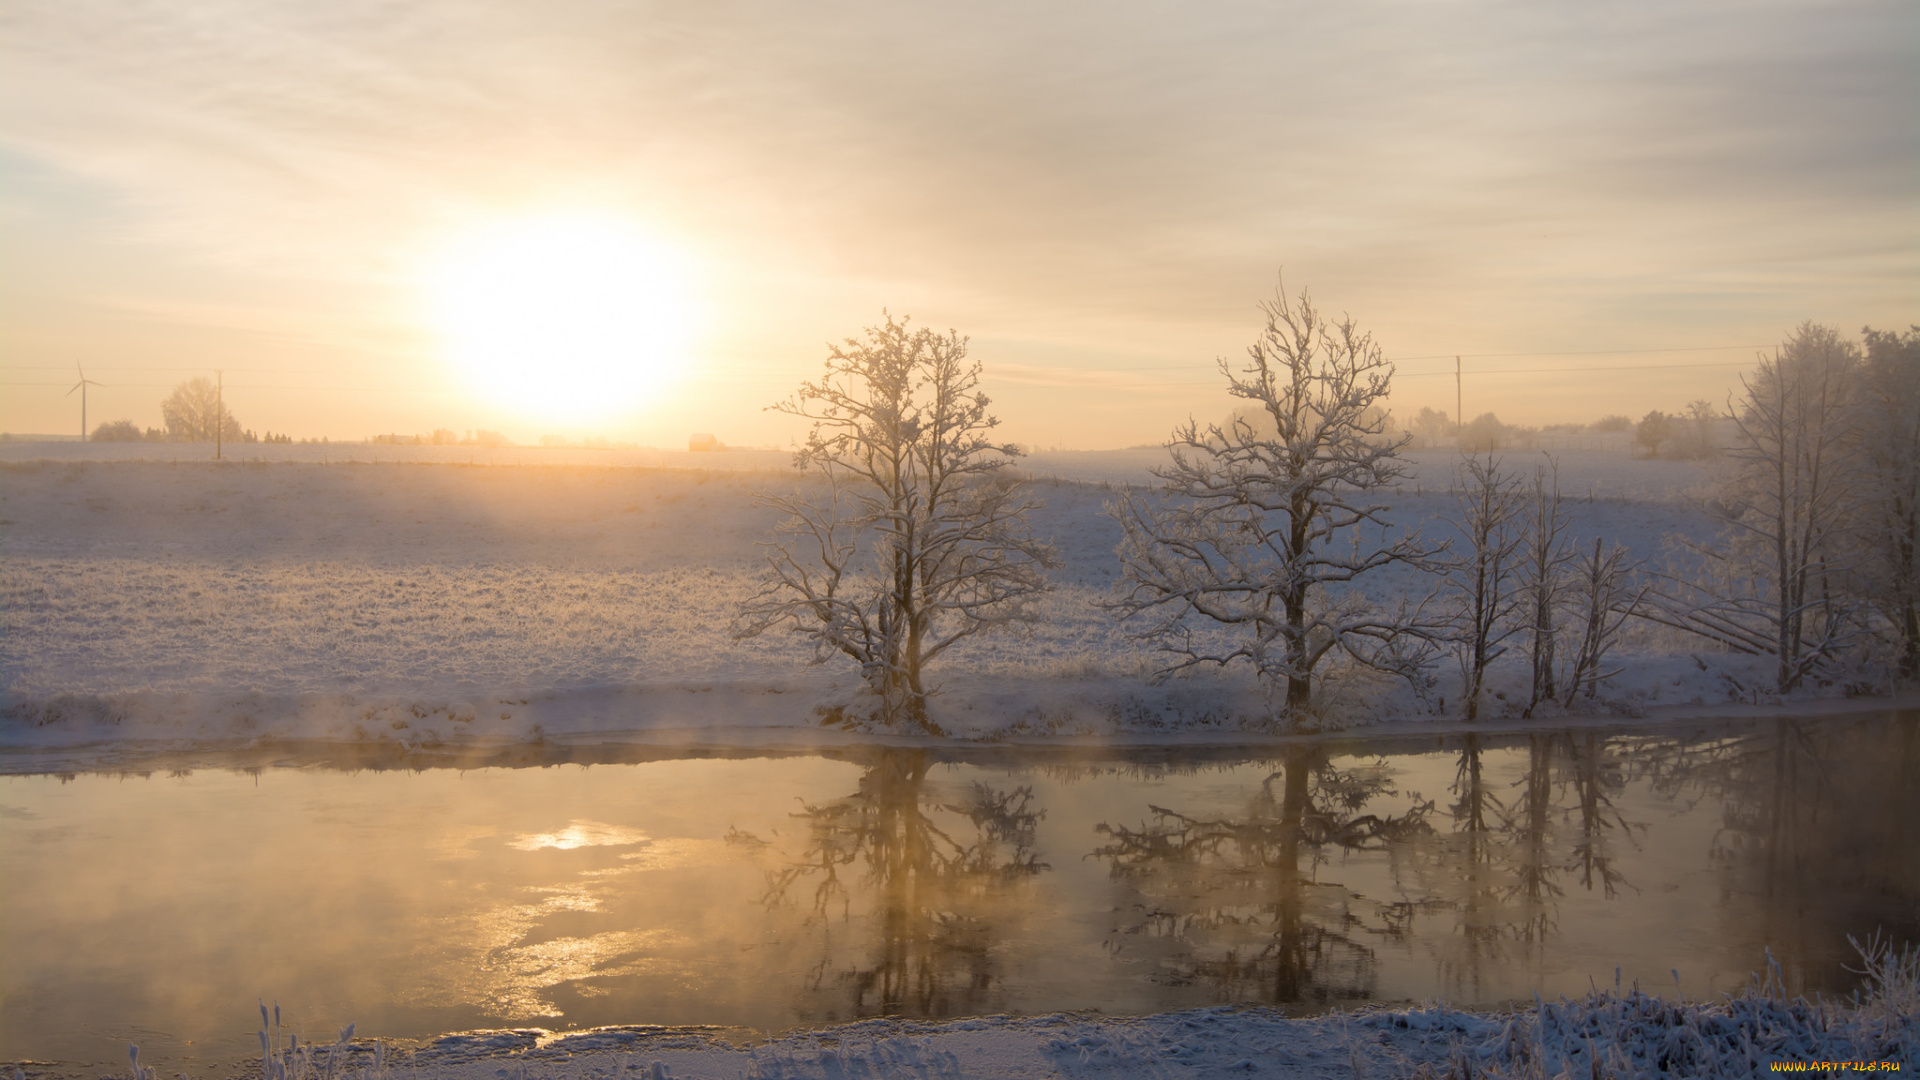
[1455,356,1463,447]
[215,370,223,461]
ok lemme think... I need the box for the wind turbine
[67,366,104,441]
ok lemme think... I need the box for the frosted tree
[734,314,1053,730]
[1647,323,1863,692]
[1634,410,1672,458]
[1561,538,1646,705]
[160,377,241,443]
[1110,283,1434,726]
[1440,454,1526,722]
[1519,458,1575,716]
[1855,326,1920,677]
[1458,412,1510,453]
[1412,406,1454,448]
[1683,399,1719,459]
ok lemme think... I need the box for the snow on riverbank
[1,447,1904,757]
[86,941,1918,1080]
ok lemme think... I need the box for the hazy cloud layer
[2,0,1913,441]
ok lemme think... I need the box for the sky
[1,0,1914,449]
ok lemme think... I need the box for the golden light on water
[423,213,701,428]
[507,819,652,851]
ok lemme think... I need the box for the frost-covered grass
[88,937,1914,1079]
[0,449,1902,752]
[1394,936,1918,1079]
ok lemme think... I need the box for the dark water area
[2,713,1916,1069]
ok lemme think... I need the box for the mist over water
[2,713,1914,1069]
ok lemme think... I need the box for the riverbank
[9,450,1907,760]
[100,945,1920,1080]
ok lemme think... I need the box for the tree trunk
[1283,588,1311,721]
[1528,596,1555,714]
[1900,519,1919,678]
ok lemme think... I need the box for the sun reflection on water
[508,820,652,851]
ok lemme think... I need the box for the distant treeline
[88,376,289,444]
[88,377,526,447]
[90,418,294,444]
[87,375,658,448]
[1386,324,1916,463]
[368,428,515,447]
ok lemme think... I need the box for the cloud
[1,0,1912,397]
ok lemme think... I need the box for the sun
[423,212,700,426]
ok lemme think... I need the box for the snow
[2,444,1910,758]
[107,940,1920,1079]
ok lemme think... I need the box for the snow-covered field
[1,441,1899,757]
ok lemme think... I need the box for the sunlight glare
[425,213,699,426]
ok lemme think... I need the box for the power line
[1,380,461,393]
[1394,359,1761,379]
[1387,344,1769,362]
[0,343,1775,376]
[1002,343,1773,375]
[0,364,293,373]
[995,358,1766,390]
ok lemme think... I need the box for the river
[2,713,1914,1069]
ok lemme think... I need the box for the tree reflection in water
[762,749,1047,1020]
[1564,730,1634,898]
[1388,731,1647,1000]
[745,717,1916,1024]
[1654,714,1920,995]
[1092,747,1433,1006]
[1090,733,1658,1009]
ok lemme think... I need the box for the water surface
[2,714,1914,1068]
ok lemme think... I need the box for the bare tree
[160,377,242,443]
[1646,323,1863,692]
[1441,454,1526,722]
[734,314,1053,730]
[1856,326,1920,677]
[1561,538,1646,705]
[1109,282,1433,726]
[1519,458,1575,716]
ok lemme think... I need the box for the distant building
[689,433,724,452]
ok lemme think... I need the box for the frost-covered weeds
[116,1005,396,1080]
[210,1002,388,1080]
[1399,936,1917,1079]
